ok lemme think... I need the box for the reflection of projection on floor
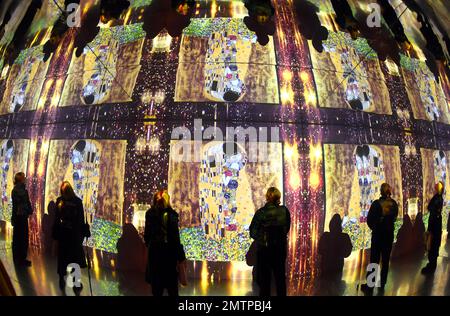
[324,144,403,250]
[168,140,283,261]
[0,139,30,222]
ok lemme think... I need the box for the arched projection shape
[0,140,14,221]
[80,38,119,105]
[203,20,257,102]
[433,150,447,187]
[199,141,248,240]
[70,140,101,216]
[320,32,375,112]
[353,145,386,223]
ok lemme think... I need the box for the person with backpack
[11,172,33,267]
[421,181,444,274]
[144,190,186,296]
[52,181,88,293]
[361,183,399,294]
[249,187,291,296]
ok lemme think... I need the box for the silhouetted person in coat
[422,182,444,274]
[318,214,352,280]
[52,181,87,292]
[392,214,413,259]
[144,190,186,296]
[361,183,398,293]
[11,172,33,267]
[250,187,291,296]
[447,210,450,240]
[412,212,426,255]
[117,223,146,272]
[42,201,56,255]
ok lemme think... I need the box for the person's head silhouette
[435,181,444,195]
[380,183,391,198]
[329,214,342,233]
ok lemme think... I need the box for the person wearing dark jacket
[421,182,444,274]
[11,172,33,267]
[447,211,450,240]
[52,181,87,292]
[249,187,291,296]
[318,214,353,280]
[361,183,398,293]
[144,190,186,296]
[412,212,426,255]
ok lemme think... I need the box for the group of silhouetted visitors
[11,174,89,294]
[8,171,191,296]
[6,170,450,296]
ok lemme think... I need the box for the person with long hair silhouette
[422,181,444,274]
[144,189,186,296]
[11,172,33,267]
[52,181,88,293]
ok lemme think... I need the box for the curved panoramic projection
[0,0,449,298]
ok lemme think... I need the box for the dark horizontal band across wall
[0,119,445,150]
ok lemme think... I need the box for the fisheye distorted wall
[0,0,449,291]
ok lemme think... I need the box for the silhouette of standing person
[392,214,413,259]
[42,201,56,255]
[52,181,88,293]
[447,210,450,240]
[11,172,33,267]
[250,187,291,296]
[318,214,352,280]
[412,212,426,255]
[144,190,186,296]
[422,182,444,274]
[117,223,146,272]
[361,183,398,293]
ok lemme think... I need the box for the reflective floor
[1,235,449,296]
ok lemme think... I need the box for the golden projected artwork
[401,55,449,123]
[0,139,30,222]
[44,139,127,225]
[420,149,450,226]
[309,31,391,113]
[59,24,145,107]
[27,0,63,37]
[175,18,279,104]
[324,144,403,249]
[0,46,50,114]
[168,140,283,261]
